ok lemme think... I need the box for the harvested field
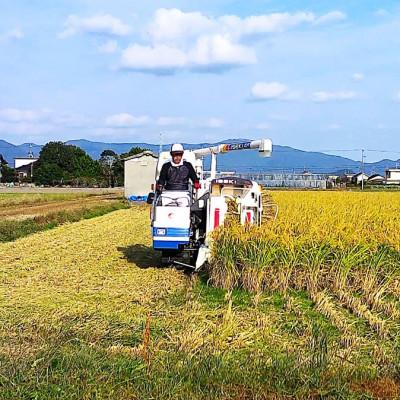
[1,192,400,399]
[0,193,123,220]
[0,192,92,207]
[0,191,128,243]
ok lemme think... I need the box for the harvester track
[262,191,278,222]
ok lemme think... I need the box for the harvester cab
[150,139,273,270]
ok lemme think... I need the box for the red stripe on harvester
[246,211,251,223]
[214,208,220,228]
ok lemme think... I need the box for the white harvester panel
[207,197,228,233]
[206,177,263,234]
[152,191,191,250]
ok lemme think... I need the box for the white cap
[170,143,184,154]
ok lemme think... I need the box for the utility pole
[28,143,34,158]
[29,144,34,180]
[159,132,163,155]
[361,149,366,190]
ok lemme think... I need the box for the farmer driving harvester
[156,144,200,192]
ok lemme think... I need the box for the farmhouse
[385,168,400,184]
[367,174,385,185]
[350,172,369,185]
[14,156,38,179]
[123,151,158,199]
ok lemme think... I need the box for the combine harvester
[150,139,273,271]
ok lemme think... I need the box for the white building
[367,174,385,184]
[385,168,400,184]
[351,172,369,185]
[14,157,39,179]
[123,151,158,199]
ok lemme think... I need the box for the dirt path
[0,194,123,220]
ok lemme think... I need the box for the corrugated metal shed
[123,151,158,198]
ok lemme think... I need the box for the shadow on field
[118,244,161,269]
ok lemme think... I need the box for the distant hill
[0,140,41,164]
[1,138,399,175]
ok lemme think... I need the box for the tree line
[0,141,147,187]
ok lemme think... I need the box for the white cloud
[312,91,356,102]
[352,72,364,81]
[148,8,215,44]
[0,28,24,43]
[60,14,131,38]
[98,40,119,54]
[0,108,49,123]
[121,44,188,71]
[189,34,257,68]
[121,35,256,72]
[148,9,346,42]
[105,113,150,127]
[119,8,344,73]
[324,123,341,130]
[206,118,224,128]
[252,82,287,99]
[157,116,187,126]
[52,113,92,128]
[222,12,315,37]
[255,122,271,130]
[251,81,300,101]
[375,9,389,17]
[314,11,347,25]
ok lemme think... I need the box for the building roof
[386,168,400,172]
[352,172,369,178]
[14,157,39,160]
[367,174,385,181]
[123,150,158,161]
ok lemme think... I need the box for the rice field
[1,192,400,399]
[209,191,400,396]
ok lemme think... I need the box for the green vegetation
[33,142,102,186]
[98,146,149,187]
[0,155,14,183]
[28,142,149,187]
[0,201,128,242]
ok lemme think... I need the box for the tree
[99,150,119,187]
[120,146,148,159]
[114,146,149,186]
[0,155,15,183]
[33,142,102,186]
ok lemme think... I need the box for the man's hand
[156,183,163,193]
[194,181,201,191]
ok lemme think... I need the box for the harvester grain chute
[150,139,273,271]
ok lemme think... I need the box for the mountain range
[1,138,399,175]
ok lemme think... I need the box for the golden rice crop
[209,191,400,339]
[269,191,400,251]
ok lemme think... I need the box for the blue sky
[1,0,400,161]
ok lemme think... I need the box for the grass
[0,201,128,242]
[1,194,400,398]
[0,192,96,207]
